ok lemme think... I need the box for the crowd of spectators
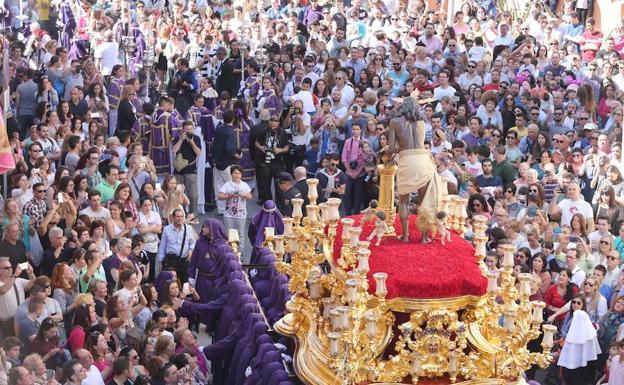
[0,0,623,385]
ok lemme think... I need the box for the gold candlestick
[377,161,398,237]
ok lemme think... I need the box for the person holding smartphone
[217,165,252,260]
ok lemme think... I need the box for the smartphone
[18,262,29,270]
[57,192,64,203]
[569,236,579,243]
[183,282,191,295]
[46,369,54,382]
[91,112,101,118]
[155,182,162,191]
[32,168,40,174]
[527,206,537,218]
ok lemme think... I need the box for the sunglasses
[600,240,611,245]
[555,139,564,143]
[607,256,619,260]
[492,133,501,137]
[506,136,515,140]
[505,189,513,193]
[571,300,582,305]
[584,282,595,287]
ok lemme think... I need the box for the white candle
[228,229,240,243]
[327,331,341,357]
[289,237,298,253]
[341,218,355,241]
[518,273,532,296]
[364,311,378,339]
[336,306,349,330]
[274,235,285,255]
[322,297,334,320]
[373,272,388,298]
[308,277,321,300]
[319,203,329,223]
[357,249,371,273]
[283,218,294,237]
[531,301,545,324]
[307,178,319,204]
[503,309,516,333]
[486,271,499,293]
[264,227,275,240]
[327,198,341,221]
[501,244,515,269]
[448,350,459,373]
[307,205,319,224]
[410,351,421,378]
[349,227,362,248]
[542,324,557,349]
[292,198,304,219]
[474,235,488,257]
[346,279,358,304]
[330,308,341,331]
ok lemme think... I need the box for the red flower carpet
[332,214,487,299]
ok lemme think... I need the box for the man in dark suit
[249,109,270,204]
[215,47,236,96]
[213,110,240,215]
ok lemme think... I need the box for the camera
[293,108,301,115]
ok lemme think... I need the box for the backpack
[52,77,67,99]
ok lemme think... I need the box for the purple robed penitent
[188,218,228,303]
[248,200,284,249]
[131,116,150,151]
[60,4,75,50]
[147,108,182,175]
[234,115,254,181]
[108,77,124,111]
[130,28,146,78]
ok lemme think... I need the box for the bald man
[74,349,105,385]
[294,166,309,207]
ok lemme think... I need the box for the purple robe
[260,273,288,311]
[130,28,146,78]
[243,352,283,385]
[60,4,75,50]
[131,116,151,151]
[147,108,182,175]
[108,77,124,111]
[248,200,284,250]
[131,95,143,115]
[250,250,276,300]
[188,218,228,303]
[266,283,290,324]
[234,117,254,181]
[234,336,274,385]
[226,321,268,385]
[257,89,281,118]
[240,75,261,100]
[204,304,262,385]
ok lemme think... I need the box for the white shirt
[79,206,112,222]
[570,265,587,287]
[557,198,594,227]
[0,278,29,321]
[219,180,252,218]
[82,364,105,385]
[433,85,457,101]
[138,210,161,254]
[292,90,316,114]
[494,34,515,49]
[94,42,120,76]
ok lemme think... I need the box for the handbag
[173,153,189,172]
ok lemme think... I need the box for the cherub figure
[437,211,451,245]
[366,211,388,246]
[361,199,379,224]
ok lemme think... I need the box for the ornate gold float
[267,162,554,385]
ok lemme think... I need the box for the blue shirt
[157,223,196,262]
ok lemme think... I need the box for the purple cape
[248,200,284,248]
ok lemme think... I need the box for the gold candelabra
[269,163,553,385]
